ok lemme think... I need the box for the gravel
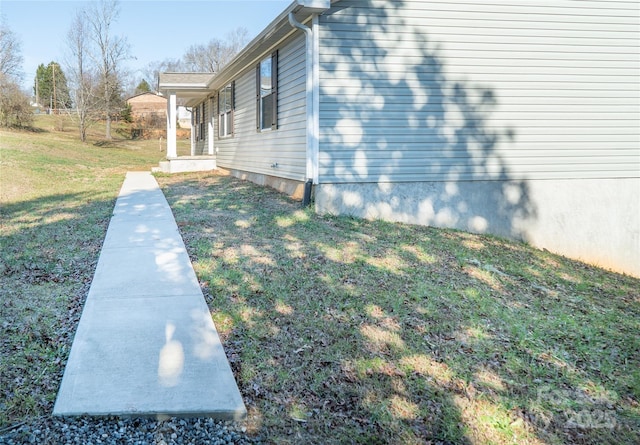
[0,416,261,445]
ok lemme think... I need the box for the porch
[152,156,217,174]
[157,72,216,173]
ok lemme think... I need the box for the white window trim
[257,51,278,132]
[219,82,234,139]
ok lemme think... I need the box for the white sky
[1,0,291,90]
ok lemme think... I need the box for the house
[125,91,192,128]
[159,0,639,277]
[126,92,167,123]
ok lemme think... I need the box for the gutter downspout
[288,12,320,205]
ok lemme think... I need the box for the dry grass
[158,172,640,445]
[0,115,164,428]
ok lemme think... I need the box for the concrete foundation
[153,157,217,174]
[315,178,640,277]
[217,167,306,201]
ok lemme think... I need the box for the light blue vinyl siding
[215,33,307,181]
[317,0,640,183]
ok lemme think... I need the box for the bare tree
[182,41,219,72]
[226,27,250,55]
[142,58,183,92]
[66,11,97,142]
[182,27,249,73]
[0,21,23,80]
[84,0,130,140]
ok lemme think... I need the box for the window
[193,103,206,141]
[257,51,278,131]
[199,102,206,141]
[193,105,199,141]
[219,82,234,137]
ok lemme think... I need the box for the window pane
[260,58,271,98]
[261,93,273,129]
[219,84,231,115]
[224,84,232,113]
[219,83,233,137]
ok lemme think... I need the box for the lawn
[157,173,640,444]
[0,115,167,428]
[1,115,639,444]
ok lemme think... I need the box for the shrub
[120,103,133,123]
[0,74,33,128]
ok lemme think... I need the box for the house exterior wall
[315,0,640,276]
[214,33,308,181]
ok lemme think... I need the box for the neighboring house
[126,92,167,123]
[159,0,639,277]
[126,91,192,128]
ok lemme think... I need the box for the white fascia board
[160,84,209,90]
[295,0,331,13]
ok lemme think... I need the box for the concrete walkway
[54,172,246,419]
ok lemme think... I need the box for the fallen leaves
[152,173,640,444]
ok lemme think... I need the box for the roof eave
[125,91,164,101]
[208,0,330,91]
[157,1,330,99]
[158,73,216,96]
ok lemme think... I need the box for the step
[154,157,217,174]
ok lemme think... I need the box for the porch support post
[166,90,177,158]
[208,97,214,155]
[190,110,195,155]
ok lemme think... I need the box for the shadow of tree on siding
[317,0,536,240]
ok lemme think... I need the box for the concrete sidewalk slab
[111,196,174,221]
[54,172,246,419]
[88,246,202,298]
[101,219,183,249]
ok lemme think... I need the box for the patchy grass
[0,115,164,428]
[157,172,640,445]
[2,115,638,443]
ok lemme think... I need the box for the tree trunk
[104,79,112,140]
[105,113,111,139]
[79,110,86,142]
